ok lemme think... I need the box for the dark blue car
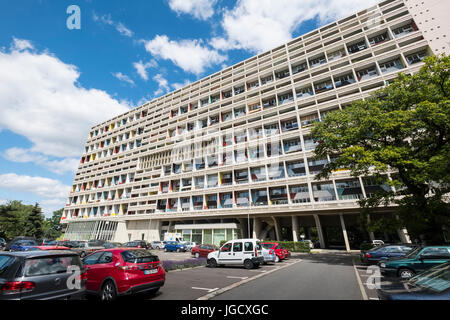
[164,241,187,252]
[361,244,416,264]
[378,262,450,300]
[9,240,38,252]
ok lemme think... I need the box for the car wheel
[398,268,415,280]
[164,248,168,252]
[208,258,218,268]
[244,259,254,270]
[195,252,200,258]
[176,248,181,253]
[275,255,280,263]
[100,281,117,301]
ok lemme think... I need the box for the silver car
[262,247,276,264]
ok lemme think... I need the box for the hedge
[219,240,311,253]
[162,258,207,272]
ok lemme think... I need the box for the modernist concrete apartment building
[61,0,450,251]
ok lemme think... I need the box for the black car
[0,250,86,300]
[378,262,450,300]
[360,244,417,264]
[123,241,149,249]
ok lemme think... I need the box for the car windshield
[261,243,274,249]
[23,255,82,277]
[17,240,36,246]
[0,255,15,277]
[121,250,158,263]
[409,262,450,293]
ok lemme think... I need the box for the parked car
[103,242,122,249]
[299,239,314,249]
[82,248,165,301]
[150,241,165,250]
[23,246,71,251]
[373,240,385,247]
[5,237,36,251]
[361,244,417,264]
[379,246,450,279]
[207,239,264,269]
[0,250,86,300]
[261,242,286,263]
[9,240,39,252]
[0,238,6,251]
[261,247,277,264]
[191,244,218,258]
[164,241,187,252]
[70,241,105,258]
[183,242,196,252]
[123,241,150,250]
[88,239,106,247]
[283,248,291,259]
[378,261,450,300]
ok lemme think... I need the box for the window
[261,75,274,85]
[313,183,337,202]
[379,58,403,74]
[335,179,363,200]
[420,248,450,260]
[234,85,245,95]
[289,185,311,203]
[251,167,266,182]
[281,119,298,132]
[244,242,254,251]
[392,22,417,38]
[314,80,333,94]
[233,242,243,252]
[269,187,288,205]
[284,138,302,153]
[334,73,355,88]
[278,92,294,105]
[235,191,249,207]
[221,243,232,251]
[347,40,367,54]
[24,256,82,276]
[292,62,307,74]
[369,32,389,46]
[296,86,314,99]
[309,55,327,68]
[405,51,428,65]
[98,252,113,264]
[286,161,306,177]
[356,66,378,81]
[252,189,268,206]
[83,251,104,265]
[308,159,328,175]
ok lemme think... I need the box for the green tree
[311,54,450,244]
[0,201,33,240]
[24,203,45,239]
[43,208,64,239]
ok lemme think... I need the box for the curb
[353,261,368,301]
[196,259,303,300]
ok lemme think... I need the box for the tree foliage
[311,54,450,243]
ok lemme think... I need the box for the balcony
[252,190,268,206]
[261,75,274,85]
[269,187,288,205]
[235,170,249,184]
[347,41,367,54]
[263,98,276,109]
[220,193,233,208]
[286,161,306,177]
[334,74,356,88]
[283,139,302,153]
[296,87,314,99]
[327,50,346,62]
[356,67,378,81]
[309,56,327,68]
[281,120,298,132]
[368,32,390,46]
[392,22,418,39]
[275,69,290,80]
[292,62,307,75]
[314,81,333,94]
[278,93,294,105]
[234,85,245,95]
[251,167,266,182]
[379,59,404,74]
[289,185,311,204]
[405,51,428,65]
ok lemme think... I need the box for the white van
[207,239,264,269]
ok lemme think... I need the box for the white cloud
[116,22,134,37]
[11,37,33,51]
[168,0,217,20]
[0,38,130,158]
[153,74,171,97]
[93,13,134,37]
[133,59,158,81]
[0,173,71,200]
[112,72,135,86]
[172,79,192,91]
[3,148,79,175]
[213,0,380,53]
[143,35,227,75]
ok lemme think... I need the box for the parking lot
[353,260,399,300]
[146,253,302,300]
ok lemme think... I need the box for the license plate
[144,269,158,275]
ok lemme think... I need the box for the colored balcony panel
[269,187,288,205]
[289,185,311,204]
[335,179,364,200]
[312,183,337,202]
[252,189,268,206]
[286,160,306,177]
[250,166,267,182]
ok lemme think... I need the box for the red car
[191,244,218,258]
[26,246,71,251]
[261,242,286,262]
[82,248,165,301]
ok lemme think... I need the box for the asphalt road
[212,253,363,300]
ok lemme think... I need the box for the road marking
[226,276,248,280]
[369,298,379,300]
[192,287,219,293]
[353,262,369,301]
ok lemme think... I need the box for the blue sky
[0,0,379,216]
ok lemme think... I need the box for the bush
[162,258,207,272]
[219,240,227,247]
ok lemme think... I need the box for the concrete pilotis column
[252,217,262,239]
[238,218,248,238]
[272,216,281,241]
[340,214,351,252]
[367,214,375,241]
[397,228,412,244]
[313,215,326,249]
[292,216,299,242]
